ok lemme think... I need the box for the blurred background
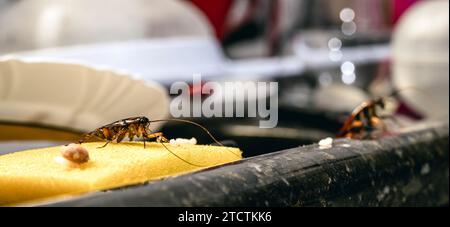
[0,0,448,157]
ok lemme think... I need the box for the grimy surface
[40,121,448,207]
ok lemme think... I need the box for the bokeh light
[328,37,342,51]
[339,8,355,22]
[341,21,357,36]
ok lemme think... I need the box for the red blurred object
[189,0,234,39]
[392,0,421,24]
[396,101,424,120]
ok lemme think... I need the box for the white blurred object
[0,0,226,85]
[313,84,369,113]
[0,0,305,84]
[4,36,308,85]
[0,0,212,53]
[5,37,226,84]
[292,31,390,69]
[0,59,169,132]
[392,0,449,120]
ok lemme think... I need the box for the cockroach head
[375,97,386,109]
[140,116,150,125]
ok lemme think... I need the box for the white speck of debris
[345,165,351,173]
[328,177,333,184]
[249,163,263,172]
[169,137,197,146]
[377,186,390,201]
[340,144,351,148]
[323,153,336,160]
[395,150,403,158]
[319,137,333,149]
[421,164,431,175]
[376,193,383,201]
[281,177,290,186]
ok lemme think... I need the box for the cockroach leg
[142,132,168,149]
[98,141,110,149]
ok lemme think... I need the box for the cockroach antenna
[388,86,429,100]
[149,118,241,158]
[158,140,207,167]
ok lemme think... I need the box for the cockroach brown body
[337,97,387,139]
[78,116,239,167]
[337,86,430,139]
[79,116,167,148]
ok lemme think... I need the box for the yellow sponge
[0,142,242,205]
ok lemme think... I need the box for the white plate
[3,38,227,85]
[0,58,169,132]
[3,37,308,83]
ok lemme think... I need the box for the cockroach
[78,116,239,167]
[336,87,426,139]
[336,97,387,139]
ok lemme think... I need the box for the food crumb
[169,137,197,146]
[318,137,333,149]
[58,143,90,166]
